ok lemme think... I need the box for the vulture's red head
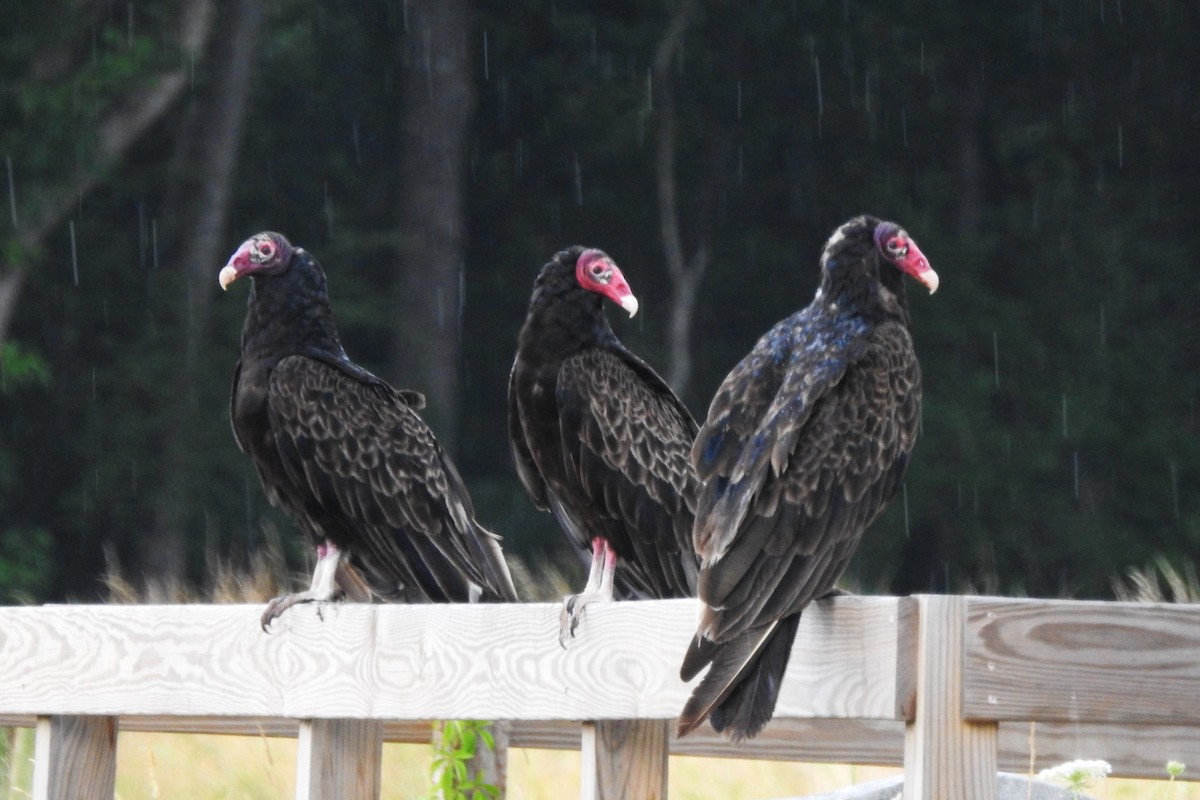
[873,221,938,294]
[219,232,295,290]
[576,248,639,317]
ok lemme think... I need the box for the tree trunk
[653,0,707,398]
[391,0,475,448]
[171,0,263,378]
[138,0,262,588]
[0,269,27,349]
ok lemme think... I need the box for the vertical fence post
[904,595,998,800]
[579,719,669,800]
[32,715,117,800]
[295,718,382,800]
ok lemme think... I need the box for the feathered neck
[241,248,349,362]
[820,246,911,326]
[518,250,617,357]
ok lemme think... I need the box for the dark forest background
[2,0,1197,604]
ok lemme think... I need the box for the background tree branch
[0,0,214,344]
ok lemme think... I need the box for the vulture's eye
[885,237,908,258]
[590,263,610,282]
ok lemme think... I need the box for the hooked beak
[218,264,240,291]
[899,241,939,294]
[577,249,641,317]
[620,294,639,317]
[218,240,255,291]
[604,263,639,317]
[915,266,939,294]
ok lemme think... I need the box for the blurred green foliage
[427,720,500,800]
[1,0,1198,601]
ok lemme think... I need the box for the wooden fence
[1,594,1198,799]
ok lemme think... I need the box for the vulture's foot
[558,537,618,647]
[260,591,334,631]
[262,539,346,631]
[558,590,608,647]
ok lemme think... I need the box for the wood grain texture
[581,719,668,800]
[963,596,1200,724]
[32,715,116,800]
[9,596,1200,790]
[994,720,1200,780]
[296,718,382,800]
[904,595,998,800]
[775,595,916,720]
[0,597,907,721]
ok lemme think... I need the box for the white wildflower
[1038,759,1112,793]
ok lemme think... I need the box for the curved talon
[262,541,345,632]
[261,594,294,632]
[260,591,319,632]
[558,594,581,648]
[558,590,607,647]
[261,596,287,632]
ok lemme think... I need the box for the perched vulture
[677,216,938,740]
[220,231,517,629]
[508,246,699,641]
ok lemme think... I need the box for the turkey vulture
[677,215,938,740]
[220,231,518,629]
[508,246,699,642]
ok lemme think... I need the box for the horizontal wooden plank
[11,595,1194,782]
[962,597,1200,724]
[3,715,1195,781]
[678,718,1200,781]
[778,595,916,721]
[0,596,908,722]
[995,720,1200,782]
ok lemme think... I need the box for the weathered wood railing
[1,595,1198,799]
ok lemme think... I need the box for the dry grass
[100,521,574,607]
[101,523,295,606]
[111,733,430,799]
[1112,556,1200,604]
[4,727,1198,799]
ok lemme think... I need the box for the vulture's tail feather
[676,613,801,741]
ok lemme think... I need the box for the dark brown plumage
[221,232,517,629]
[677,216,938,740]
[508,246,698,641]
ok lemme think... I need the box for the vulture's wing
[693,317,919,645]
[507,362,550,512]
[554,347,699,599]
[267,355,516,602]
